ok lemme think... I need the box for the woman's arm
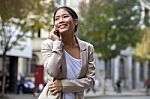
[41,40,64,77]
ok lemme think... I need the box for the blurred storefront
[0,32,32,93]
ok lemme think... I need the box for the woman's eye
[55,17,59,21]
[63,15,69,18]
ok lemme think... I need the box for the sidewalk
[85,89,147,98]
[0,94,36,99]
[0,89,148,99]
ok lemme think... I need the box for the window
[140,62,144,81]
[148,62,150,79]
[105,60,111,78]
[119,58,125,79]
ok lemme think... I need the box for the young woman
[39,6,95,99]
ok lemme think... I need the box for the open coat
[38,37,95,99]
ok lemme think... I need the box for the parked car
[17,80,35,94]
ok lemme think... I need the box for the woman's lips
[59,24,67,29]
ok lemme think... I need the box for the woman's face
[54,9,77,34]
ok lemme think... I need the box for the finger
[49,82,53,87]
[49,87,55,92]
[49,34,52,39]
[51,89,57,95]
[49,85,53,89]
[49,27,56,36]
[60,36,62,40]
[49,30,54,36]
[49,84,55,89]
[53,25,56,30]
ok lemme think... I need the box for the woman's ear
[74,19,78,26]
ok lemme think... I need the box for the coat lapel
[76,37,88,78]
[61,36,88,79]
[61,51,67,79]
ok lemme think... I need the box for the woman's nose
[59,17,64,22]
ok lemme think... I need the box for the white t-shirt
[64,50,81,99]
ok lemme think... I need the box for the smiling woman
[38,6,96,99]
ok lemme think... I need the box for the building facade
[20,0,150,92]
[1,0,150,94]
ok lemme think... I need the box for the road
[85,96,150,99]
[0,94,149,99]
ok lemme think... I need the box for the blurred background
[0,0,150,98]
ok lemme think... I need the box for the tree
[79,0,142,94]
[0,20,30,96]
[135,27,150,60]
[0,0,55,97]
[135,0,150,61]
[0,0,55,36]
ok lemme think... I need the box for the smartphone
[54,30,60,38]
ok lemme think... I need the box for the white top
[64,50,81,99]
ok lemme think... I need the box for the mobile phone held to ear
[54,30,60,38]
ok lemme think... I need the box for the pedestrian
[38,6,96,99]
[145,79,150,96]
[0,71,2,93]
[116,79,121,93]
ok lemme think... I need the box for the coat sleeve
[61,45,96,92]
[41,40,64,77]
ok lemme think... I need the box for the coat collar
[75,36,86,52]
[74,36,88,78]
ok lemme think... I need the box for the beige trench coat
[38,37,95,99]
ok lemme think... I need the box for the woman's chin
[59,29,68,34]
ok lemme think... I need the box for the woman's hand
[49,27,61,41]
[49,80,63,95]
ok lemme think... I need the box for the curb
[84,91,147,98]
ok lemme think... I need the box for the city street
[85,96,150,99]
[0,94,149,99]
[0,94,37,99]
[0,88,149,99]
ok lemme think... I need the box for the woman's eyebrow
[55,13,70,17]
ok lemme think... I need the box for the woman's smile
[59,24,67,29]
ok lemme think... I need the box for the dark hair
[53,6,78,32]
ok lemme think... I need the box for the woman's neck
[62,35,78,47]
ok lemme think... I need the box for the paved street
[85,96,150,99]
[0,94,149,99]
[0,94,37,99]
[0,89,149,99]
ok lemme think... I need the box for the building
[16,0,150,93]
[0,0,150,94]
[32,0,150,92]
[0,28,32,93]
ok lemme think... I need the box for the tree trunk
[102,59,111,95]
[102,69,106,95]
[1,52,7,97]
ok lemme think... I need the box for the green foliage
[0,0,55,36]
[79,0,142,59]
[0,0,25,20]
[0,0,55,52]
[20,0,55,34]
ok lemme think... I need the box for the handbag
[38,81,62,99]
